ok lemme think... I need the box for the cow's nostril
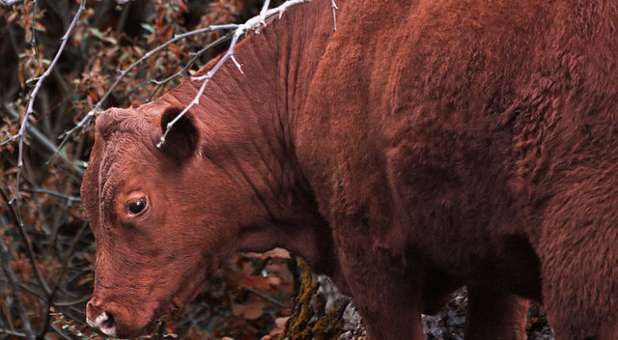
[101,312,115,328]
[93,311,116,336]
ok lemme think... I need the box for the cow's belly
[382,118,543,300]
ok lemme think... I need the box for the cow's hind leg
[538,182,618,340]
[540,249,618,340]
[464,284,529,340]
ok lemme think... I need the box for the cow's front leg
[464,284,529,340]
[357,285,424,340]
[338,242,425,340]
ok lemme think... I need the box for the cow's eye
[127,197,147,216]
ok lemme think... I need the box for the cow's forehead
[97,132,158,182]
[87,122,156,194]
[96,107,154,139]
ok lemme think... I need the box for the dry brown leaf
[232,298,265,320]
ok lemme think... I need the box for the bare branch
[158,0,311,148]
[0,0,22,7]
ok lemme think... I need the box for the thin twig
[158,0,311,148]
[1,104,83,175]
[0,0,22,7]
[25,188,80,205]
[56,23,240,151]
[49,324,73,340]
[147,33,232,102]
[0,187,51,295]
[0,277,46,300]
[0,328,27,338]
[0,134,19,146]
[330,0,338,31]
[53,295,90,307]
[245,288,286,308]
[31,0,38,53]
[0,276,91,307]
[259,0,272,25]
[39,223,88,338]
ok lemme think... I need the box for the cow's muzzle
[86,292,170,337]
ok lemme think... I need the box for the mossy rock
[281,259,349,340]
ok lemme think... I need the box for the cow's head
[81,106,271,337]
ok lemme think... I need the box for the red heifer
[81,0,618,338]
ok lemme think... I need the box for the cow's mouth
[143,275,209,335]
[169,275,209,314]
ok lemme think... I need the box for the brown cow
[81,0,618,338]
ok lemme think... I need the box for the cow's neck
[165,2,339,277]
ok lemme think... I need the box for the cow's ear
[159,107,199,164]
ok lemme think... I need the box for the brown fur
[82,0,618,338]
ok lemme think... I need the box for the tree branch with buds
[1,0,86,199]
